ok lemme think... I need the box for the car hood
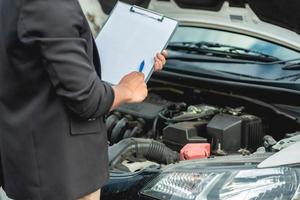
[146,0,300,52]
[99,0,300,51]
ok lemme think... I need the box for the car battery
[180,143,211,160]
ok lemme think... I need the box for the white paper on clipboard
[95,1,178,85]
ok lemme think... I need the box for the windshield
[166,26,300,85]
[170,26,300,60]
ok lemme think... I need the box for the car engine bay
[106,77,300,173]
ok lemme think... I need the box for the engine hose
[122,129,133,139]
[152,115,160,139]
[159,110,216,123]
[123,126,140,139]
[108,138,179,168]
[110,118,128,144]
[106,112,121,132]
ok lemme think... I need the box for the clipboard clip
[130,6,164,22]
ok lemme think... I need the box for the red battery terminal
[180,143,211,160]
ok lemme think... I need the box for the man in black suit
[0,0,167,199]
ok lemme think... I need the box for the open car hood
[148,0,300,51]
[155,0,300,35]
[99,0,300,51]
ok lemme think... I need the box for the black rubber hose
[106,112,121,132]
[110,118,128,144]
[108,138,179,168]
[122,129,133,139]
[106,112,122,141]
[123,118,145,139]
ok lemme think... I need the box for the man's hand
[110,72,147,111]
[116,72,148,103]
[110,50,168,111]
[154,50,168,71]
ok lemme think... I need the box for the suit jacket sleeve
[17,0,115,119]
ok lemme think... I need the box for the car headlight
[140,165,300,200]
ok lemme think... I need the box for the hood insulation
[98,0,300,35]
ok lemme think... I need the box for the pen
[139,60,145,72]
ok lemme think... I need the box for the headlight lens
[140,166,300,200]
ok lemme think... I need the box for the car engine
[105,89,285,171]
[108,95,265,149]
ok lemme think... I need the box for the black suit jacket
[0,0,114,199]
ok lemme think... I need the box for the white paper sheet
[95,2,178,85]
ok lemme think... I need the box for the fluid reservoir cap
[180,143,211,160]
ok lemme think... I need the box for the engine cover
[207,114,242,152]
[162,121,208,151]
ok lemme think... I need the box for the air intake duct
[108,138,179,168]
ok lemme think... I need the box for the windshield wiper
[167,41,280,63]
[259,58,300,70]
[282,62,300,70]
[267,58,300,65]
[264,57,300,70]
